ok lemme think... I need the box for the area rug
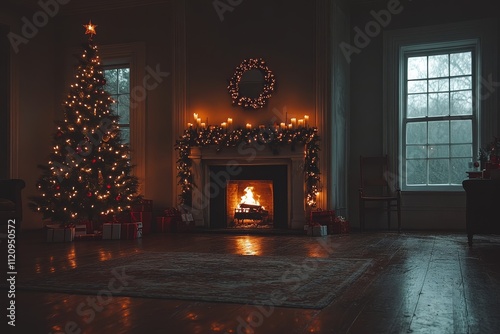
[17,251,372,309]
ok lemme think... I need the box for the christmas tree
[30,21,141,224]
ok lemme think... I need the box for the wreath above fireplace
[175,125,320,208]
[227,58,276,109]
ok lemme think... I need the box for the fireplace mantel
[188,145,307,229]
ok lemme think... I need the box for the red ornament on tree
[92,158,97,164]
[106,184,112,189]
[87,191,93,197]
[115,195,122,201]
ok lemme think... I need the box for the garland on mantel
[175,125,321,208]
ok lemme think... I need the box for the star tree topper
[84,20,97,39]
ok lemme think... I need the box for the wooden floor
[3,229,500,334]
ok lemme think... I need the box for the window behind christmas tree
[104,66,130,144]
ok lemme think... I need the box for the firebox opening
[227,180,273,229]
[208,164,287,229]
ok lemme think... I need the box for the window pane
[118,68,130,94]
[429,79,449,92]
[450,52,471,76]
[407,122,427,144]
[407,145,427,159]
[407,94,427,118]
[450,144,472,158]
[119,127,130,144]
[450,76,471,91]
[429,159,449,184]
[407,159,427,185]
[450,91,472,115]
[450,158,469,184]
[104,69,118,94]
[428,145,449,158]
[428,93,449,117]
[450,120,472,143]
[428,121,449,144]
[429,55,449,78]
[117,95,130,124]
[408,80,427,94]
[408,56,427,80]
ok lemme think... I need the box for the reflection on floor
[5,230,500,333]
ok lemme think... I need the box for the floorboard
[2,230,500,333]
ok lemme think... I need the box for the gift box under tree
[130,211,152,235]
[46,224,75,242]
[121,222,143,240]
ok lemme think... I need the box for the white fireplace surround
[188,145,307,229]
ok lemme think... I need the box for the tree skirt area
[17,251,373,309]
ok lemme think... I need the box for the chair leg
[397,199,401,233]
[360,200,364,233]
[387,201,391,231]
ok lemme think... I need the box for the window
[384,20,497,198]
[104,66,130,144]
[402,46,477,190]
[97,42,146,193]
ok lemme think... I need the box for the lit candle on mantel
[291,118,297,128]
[187,123,193,128]
[221,122,227,130]
[298,119,304,128]
[304,115,309,127]
[193,113,198,121]
[196,118,202,128]
[280,122,286,130]
[288,123,292,129]
[201,122,206,129]
[227,118,233,129]
[246,123,252,130]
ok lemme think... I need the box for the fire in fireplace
[227,181,273,228]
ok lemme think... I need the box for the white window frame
[99,43,146,195]
[383,19,497,193]
[401,42,478,191]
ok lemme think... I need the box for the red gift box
[130,211,152,235]
[131,199,153,212]
[156,217,176,232]
[310,210,335,225]
[121,222,143,240]
[331,217,350,234]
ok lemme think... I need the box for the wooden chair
[359,155,401,232]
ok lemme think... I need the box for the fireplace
[188,145,306,230]
[228,181,273,228]
[209,165,287,229]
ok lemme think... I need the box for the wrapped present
[75,224,87,236]
[164,208,182,218]
[305,224,327,237]
[121,222,143,240]
[313,225,327,237]
[102,223,121,240]
[156,216,176,232]
[131,199,153,212]
[47,226,75,242]
[310,209,335,225]
[332,216,350,234]
[130,211,152,235]
[181,213,194,222]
